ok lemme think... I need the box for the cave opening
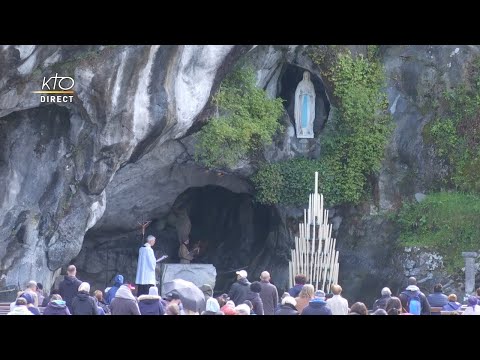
[75,184,288,297]
[161,185,279,294]
[278,64,331,136]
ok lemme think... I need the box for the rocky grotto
[1,45,480,305]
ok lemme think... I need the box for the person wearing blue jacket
[288,274,306,298]
[138,286,165,315]
[427,283,448,309]
[301,290,332,315]
[105,274,124,305]
[442,294,462,312]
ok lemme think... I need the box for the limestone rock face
[330,45,480,304]
[0,45,242,290]
[1,45,479,303]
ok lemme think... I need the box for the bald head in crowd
[67,265,77,276]
[408,277,417,285]
[260,271,270,281]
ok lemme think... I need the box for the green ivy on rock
[253,51,393,207]
[396,192,480,273]
[423,58,480,193]
[194,66,284,169]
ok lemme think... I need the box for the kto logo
[32,73,75,103]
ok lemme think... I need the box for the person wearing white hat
[228,270,251,307]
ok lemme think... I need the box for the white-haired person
[372,287,392,311]
[71,282,98,315]
[135,235,163,296]
[235,303,251,315]
[259,271,278,315]
[275,292,292,313]
[275,296,299,315]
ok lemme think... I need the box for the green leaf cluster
[194,66,284,168]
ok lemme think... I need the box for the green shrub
[397,192,480,272]
[253,52,393,207]
[252,158,322,206]
[424,58,480,192]
[194,66,284,168]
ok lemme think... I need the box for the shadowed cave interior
[74,185,288,296]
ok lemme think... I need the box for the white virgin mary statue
[294,71,316,139]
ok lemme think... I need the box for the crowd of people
[7,266,480,315]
